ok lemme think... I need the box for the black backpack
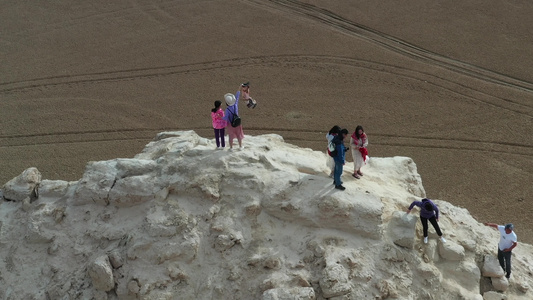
[229,106,241,127]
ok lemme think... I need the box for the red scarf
[359,147,368,161]
[351,132,368,160]
[351,132,367,147]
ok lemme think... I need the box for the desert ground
[1,1,531,242]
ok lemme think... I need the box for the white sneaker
[240,146,244,150]
[423,237,428,244]
[440,236,446,243]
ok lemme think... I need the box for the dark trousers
[334,161,343,186]
[214,128,225,147]
[420,216,442,237]
[498,248,512,277]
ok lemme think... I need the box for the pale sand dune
[1,1,532,243]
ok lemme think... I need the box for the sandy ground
[1,0,531,242]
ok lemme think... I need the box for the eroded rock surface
[1,131,532,299]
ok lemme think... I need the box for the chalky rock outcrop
[2,167,41,202]
[1,131,533,299]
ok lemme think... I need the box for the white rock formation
[2,167,41,201]
[1,131,532,299]
[483,291,507,300]
[88,255,115,292]
[483,255,506,278]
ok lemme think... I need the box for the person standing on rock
[406,198,446,244]
[211,100,226,149]
[223,91,244,150]
[326,125,341,177]
[350,125,368,179]
[333,128,349,191]
[484,222,518,279]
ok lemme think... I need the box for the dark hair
[211,100,222,113]
[241,81,250,87]
[424,202,434,211]
[329,125,341,135]
[355,125,365,139]
[341,128,349,135]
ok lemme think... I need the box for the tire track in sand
[1,127,531,158]
[0,55,531,117]
[245,0,533,93]
[2,1,532,159]
[1,54,531,157]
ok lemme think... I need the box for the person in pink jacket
[211,100,226,149]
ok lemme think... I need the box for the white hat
[224,93,236,106]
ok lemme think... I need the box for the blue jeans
[334,161,343,186]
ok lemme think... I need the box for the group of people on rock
[211,82,256,150]
[210,85,519,280]
[324,126,518,280]
[326,125,368,191]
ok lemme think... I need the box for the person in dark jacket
[333,129,348,191]
[326,125,341,177]
[406,198,446,243]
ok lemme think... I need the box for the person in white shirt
[484,222,518,279]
